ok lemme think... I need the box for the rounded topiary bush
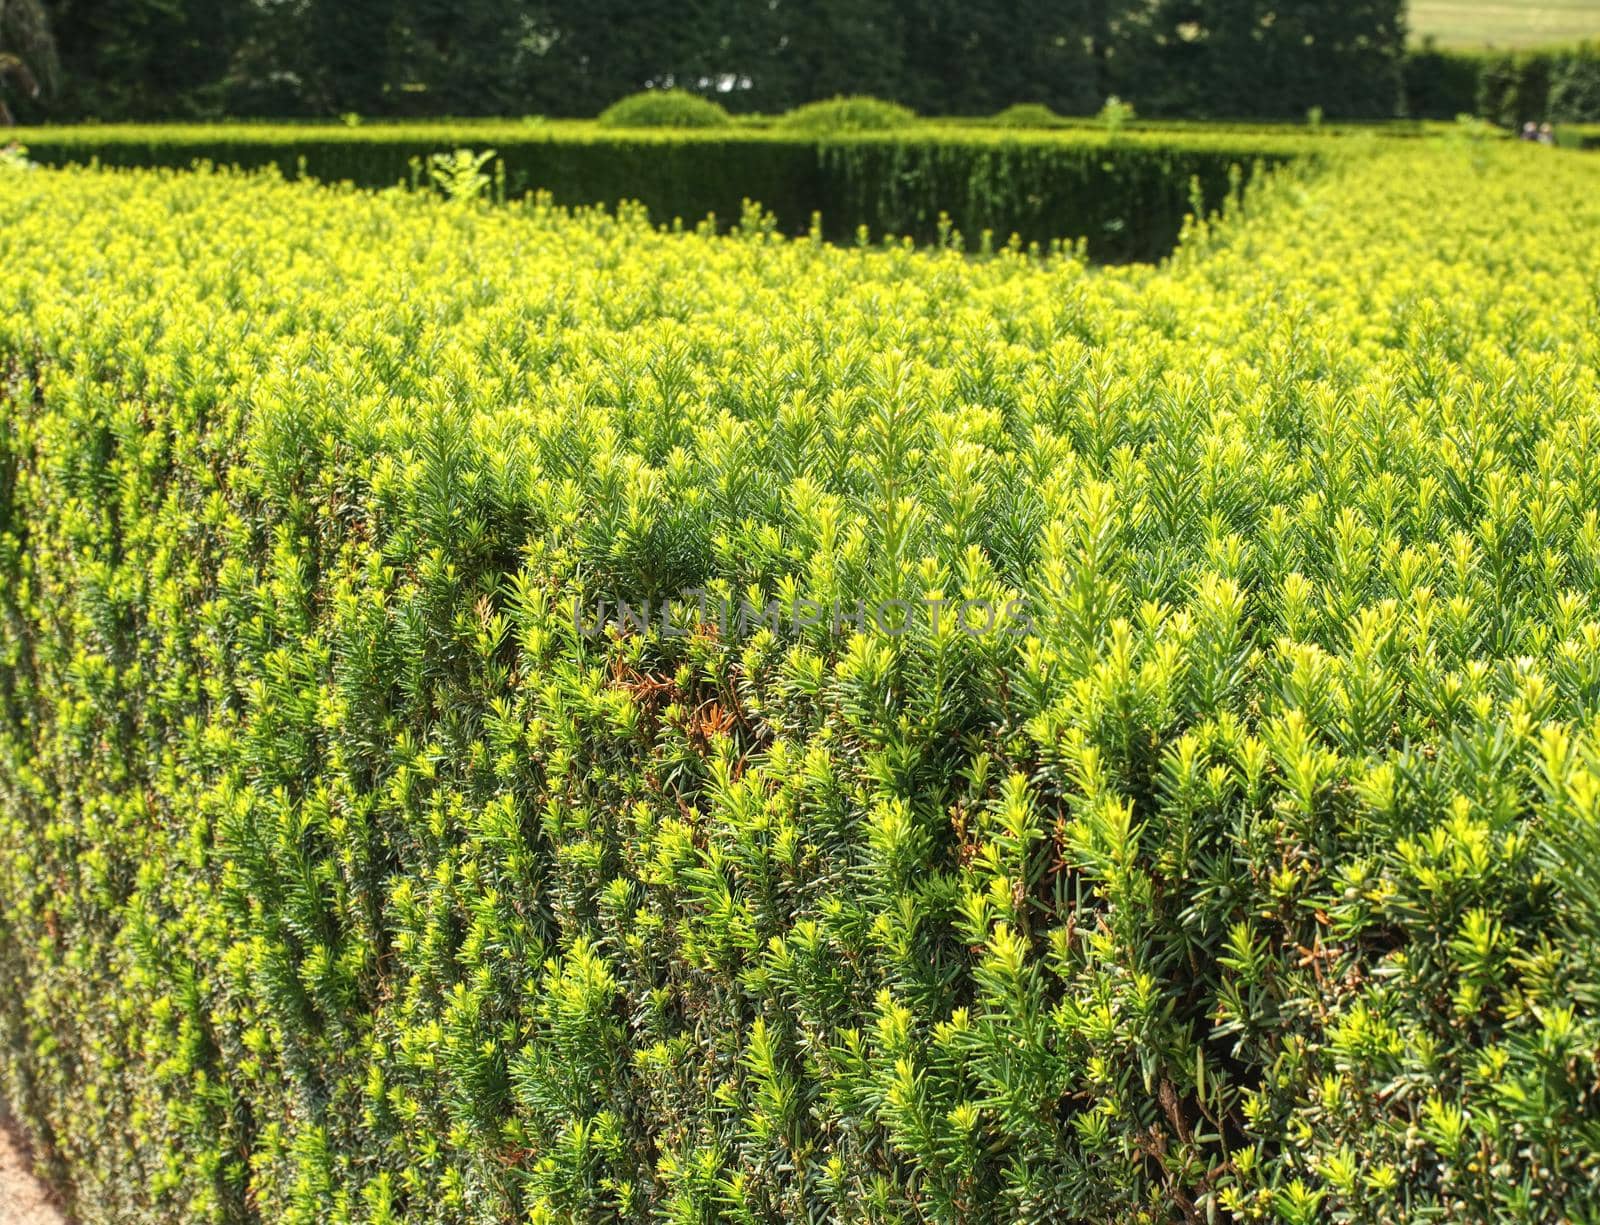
[778,95,918,134]
[993,102,1070,128]
[597,89,732,129]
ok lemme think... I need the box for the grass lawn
[1410,0,1600,48]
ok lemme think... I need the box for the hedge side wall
[2,144,1600,1225]
[10,124,1319,261]
[1403,42,1600,123]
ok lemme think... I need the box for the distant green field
[1410,0,1600,48]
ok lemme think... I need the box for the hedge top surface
[992,102,1071,128]
[776,95,922,133]
[596,89,734,129]
[1,141,1600,1224]
[5,117,1352,152]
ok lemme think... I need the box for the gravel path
[0,1112,68,1225]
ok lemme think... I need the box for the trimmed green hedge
[815,135,1264,258]
[1403,42,1600,123]
[8,122,1325,261]
[1402,46,1491,119]
[3,142,1600,1225]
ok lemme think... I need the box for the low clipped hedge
[1402,46,1494,120]
[1403,42,1600,123]
[7,121,1324,261]
[1558,122,1600,149]
[813,132,1271,259]
[3,143,1600,1225]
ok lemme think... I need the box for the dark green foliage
[898,0,1101,116]
[40,0,240,119]
[754,0,910,112]
[0,0,56,88]
[597,89,733,129]
[813,132,1273,260]
[535,0,744,118]
[1402,44,1489,120]
[1550,43,1600,123]
[1102,0,1408,119]
[1478,49,1557,126]
[1471,43,1600,126]
[0,0,56,124]
[12,121,1312,260]
[1400,42,1600,124]
[30,0,1417,123]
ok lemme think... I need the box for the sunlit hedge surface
[2,144,1600,1224]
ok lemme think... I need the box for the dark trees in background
[899,0,1101,115]
[0,0,58,122]
[1111,0,1406,118]
[22,0,1411,122]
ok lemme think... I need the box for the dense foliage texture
[10,122,1323,262]
[25,0,1407,122]
[2,142,1600,1225]
[1475,41,1600,124]
[1397,41,1600,123]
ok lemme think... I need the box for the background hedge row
[1405,42,1600,123]
[10,124,1325,261]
